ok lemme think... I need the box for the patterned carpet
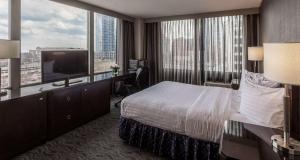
[14,98,164,160]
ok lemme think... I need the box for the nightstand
[231,79,239,90]
[220,120,300,160]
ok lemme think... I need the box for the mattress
[121,81,239,142]
[121,81,204,134]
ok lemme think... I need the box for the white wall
[134,18,144,59]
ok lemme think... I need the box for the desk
[220,120,300,160]
[111,72,136,95]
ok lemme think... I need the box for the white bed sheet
[121,81,203,135]
[121,81,236,142]
[121,81,278,143]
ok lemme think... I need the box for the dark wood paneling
[261,0,300,140]
[261,0,300,42]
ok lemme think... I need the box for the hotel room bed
[119,70,284,159]
[119,80,283,160]
[119,80,284,159]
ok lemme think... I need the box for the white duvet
[121,81,235,143]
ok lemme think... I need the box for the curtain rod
[145,8,259,23]
[51,0,135,22]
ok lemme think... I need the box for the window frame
[19,0,90,87]
[93,12,118,74]
[0,0,10,89]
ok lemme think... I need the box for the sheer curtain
[148,15,249,85]
[161,19,199,84]
[201,15,245,84]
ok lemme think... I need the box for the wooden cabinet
[47,80,111,139]
[81,80,111,122]
[47,86,83,139]
[0,77,112,158]
[0,93,47,160]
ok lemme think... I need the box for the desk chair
[114,67,149,107]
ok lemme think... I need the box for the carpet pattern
[14,98,164,160]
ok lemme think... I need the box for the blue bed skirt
[119,117,219,160]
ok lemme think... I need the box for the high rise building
[95,15,117,59]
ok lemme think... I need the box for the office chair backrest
[136,67,149,89]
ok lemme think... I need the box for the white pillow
[239,70,280,92]
[240,80,284,128]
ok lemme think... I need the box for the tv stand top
[52,79,83,87]
[0,71,134,102]
[0,72,132,101]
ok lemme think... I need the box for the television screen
[41,50,89,83]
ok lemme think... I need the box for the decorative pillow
[239,70,281,91]
[259,76,281,88]
[240,80,284,128]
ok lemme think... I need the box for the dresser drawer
[47,86,82,139]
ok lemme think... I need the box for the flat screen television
[41,50,89,83]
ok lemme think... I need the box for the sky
[0,0,88,52]
[0,0,8,39]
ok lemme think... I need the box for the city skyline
[0,0,88,51]
[0,0,118,87]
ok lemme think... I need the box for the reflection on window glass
[94,13,117,73]
[0,0,9,88]
[21,0,88,85]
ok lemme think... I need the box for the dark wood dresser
[47,79,111,139]
[0,72,131,159]
[0,93,47,160]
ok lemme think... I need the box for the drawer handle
[84,88,88,92]
[39,97,44,101]
[67,97,71,102]
[66,114,71,120]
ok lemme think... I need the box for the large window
[21,0,88,85]
[161,19,196,83]
[0,0,9,88]
[201,15,245,83]
[94,13,117,73]
[160,16,245,84]
[161,20,195,70]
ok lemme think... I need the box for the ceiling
[79,0,262,18]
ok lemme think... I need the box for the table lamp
[0,40,20,96]
[264,43,300,155]
[248,47,263,73]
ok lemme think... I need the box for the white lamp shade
[0,40,20,59]
[264,43,300,85]
[248,47,264,61]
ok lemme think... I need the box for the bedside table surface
[221,120,300,160]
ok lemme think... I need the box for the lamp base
[271,135,300,155]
